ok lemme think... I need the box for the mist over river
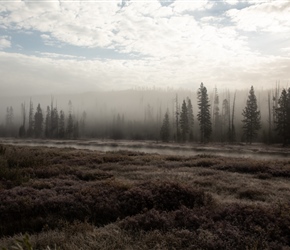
[1,138,290,160]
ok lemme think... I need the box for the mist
[0,85,286,144]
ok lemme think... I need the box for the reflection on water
[0,139,290,160]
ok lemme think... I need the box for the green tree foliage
[230,91,236,142]
[275,88,290,145]
[180,100,189,142]
[34,104,43,138]
[5,106,14,136]
[73,120,79,139]
[66,113,74,139]
[175,94,181,142]
[160,111,170,142]
[197,83,212,143]
[80,111,87,137]
[19,103,26,138]
[27,100,34,137]
[187,97,194,141]
[5,106,13,128]
[242,86,261,144]
[51,107,59,138]
[59,110,65,139]
[66,100,74,139]
[112,113,123,140]
[45,106,51,138]
[221,98,230,142]
[213,88,221,141]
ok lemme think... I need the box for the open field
[1,143,290,249]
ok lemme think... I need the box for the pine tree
[27,100,34,137]
[5,106,13,136]
[242,86,261,144]
[80,111,87,137]
[197,83,212,143]
[19,103,26,138]
[175,94,181,142]
[5,106,13,127]
[73,120,79,139]
[59,110,65,139]
[160,111,170,142]
[221,99,230,142]
[112,113,123,140]
[213,88,221,141]
[267,91,273,144]
[180,100,189,142]
[231,91,236,142]
[51,107,59,138]
[34,104,43,138]
[45,106,51,138]
[187,97,194,142]
[66,100,74,139]
[275,88,290,145]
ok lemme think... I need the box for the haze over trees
[242,86,261,144]
[275,88,290,145]
[0,83,289,145]
[197,82,212,143]
[160,110,170,142]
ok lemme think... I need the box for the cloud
[0,36,11,50]
[38,52,85,60]
[0,0,225,58]
[1,46,289,97]
[226,2,290,32]
[281,47,290,56]
[171,0,214,13]
[0,0,289,95]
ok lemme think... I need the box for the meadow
[0,143,290,249]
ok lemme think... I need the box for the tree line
[1,83,289,145]
[160,83,288,145]
[16,99,84,140]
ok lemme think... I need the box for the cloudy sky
[0,0,289,96]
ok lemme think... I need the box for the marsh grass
[1,144,290,249]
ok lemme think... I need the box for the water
[1,138,290,160]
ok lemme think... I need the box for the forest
[1,83,290,249]
[0,82,289,145]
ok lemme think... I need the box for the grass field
[0,143,290,249]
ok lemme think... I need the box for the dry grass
[1,144,290,249]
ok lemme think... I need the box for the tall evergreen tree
[66,113,74,139]
[45,106,51,138]
[242,86,261,144]
[5,106,13,136]
[34,104,43,138]
[197,83,212,143]
[230,91,236,142]
[27,100,34,137]
[112,113,123,140]
[180,100,189,142]
[80,111,87,137]
[66,100,74,139]
[275,88,290,145]
[59,110,65,139]
[51,107,59,138]
[213,88,221,141]
[221,98,230,142]
[267,91,273,143]
[73,120,79,139]
[19,103,26,137]
[175,94,181,142]
[187,97,194,141]
[160,111,170,142]
[5,106,13,127]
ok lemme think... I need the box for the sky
[0,0,289,96]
